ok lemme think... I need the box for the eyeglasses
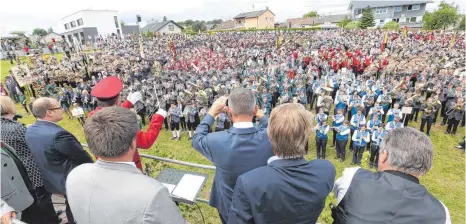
[48,107,62,111]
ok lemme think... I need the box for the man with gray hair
[332,127,451,224]
[66,107,185,224]
[192,88,273,223]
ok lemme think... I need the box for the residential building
[348,0,433,28]
[42,32,63,43]
[233,8,275,29]
[287,14,347,29]
[121,24,141,35]
[141,20,184,34]
[53,10,123,44]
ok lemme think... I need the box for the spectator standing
[0,96,58,224]
[26,97,93,224]
[332,127,451,224]
[67,107,185,224]
[1,144,36,224]
[192,89,274,223]
[1,96,59,224]
[5,75,18,103]
[228,103,336,224]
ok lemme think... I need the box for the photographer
[192,88,273,223]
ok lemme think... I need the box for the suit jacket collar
[35,119,60,127]
[95,160,142,174]
[268,158,308,168]
[226,127,260,135]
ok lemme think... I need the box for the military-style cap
[91,76,123,100]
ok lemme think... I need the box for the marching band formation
[6,29,465,166]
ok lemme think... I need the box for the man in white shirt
[66,107,185,224]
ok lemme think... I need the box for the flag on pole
[402,26,408,38]
[450,33,456,49]
[276,32,284,49]
[380,31,388,51]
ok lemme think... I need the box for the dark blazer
[228,158,336,224]
[25,120,93,194]
[192,114,274,219]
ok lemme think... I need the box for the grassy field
[1,57,464,224]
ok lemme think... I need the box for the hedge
[205,26,322,34]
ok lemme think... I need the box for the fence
[80,143,213,204]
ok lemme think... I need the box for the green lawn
[1,58,464,224]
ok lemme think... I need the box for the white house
[53,10,123,44]
[141,20,184,34]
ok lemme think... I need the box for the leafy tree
[10,31,26,37]
[423,1,459,30]
[458,15,465,30]
[303,11,319,18]
[163,16,167,21]
[47,27,54,33]
[192,20,207,32]
[344,21,360,29]
[32,28,47,36]
[383,21,400,29]
[423,12,434,30]
[359,7,375,29]
[120,20,126,27]
[185,20,194,26]
[211,19,223,25]
[338,17,351,27]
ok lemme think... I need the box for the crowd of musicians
[2,29,465,162]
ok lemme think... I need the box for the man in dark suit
[228,103,336,224]
[26,97,93,224]
[192,88,274,223]
[332,128,451,224]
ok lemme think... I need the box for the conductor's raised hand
[127,92,143,105]
[255,106,265,120]
[208,96,228,117]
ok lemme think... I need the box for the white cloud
[0,0,464,36]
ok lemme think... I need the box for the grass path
[1,58,464,223]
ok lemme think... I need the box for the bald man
[26,97,92,224]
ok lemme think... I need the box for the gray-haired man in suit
[66,107,185,224]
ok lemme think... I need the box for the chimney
[266,6,269,10]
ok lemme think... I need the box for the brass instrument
[424,102,434,115]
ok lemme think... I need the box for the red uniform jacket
[88,100,163,170]
[364,57,371,68]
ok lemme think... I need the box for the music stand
[155,168,208,205]
[401,107,413,124]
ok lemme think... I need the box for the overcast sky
[0,0,464,35]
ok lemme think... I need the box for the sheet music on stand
[155,168,208,204]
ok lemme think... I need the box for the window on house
[409,17,417,23]
[64,23,69,30]
[394,6,402,12]
[70,21,76,28]
[375,7,388,14]
[77,18,84,26]
[356,9,363,15]
[380,19,384,23]
[168,24,174,31]
[393,18,400,22]
[408,4,420,11]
